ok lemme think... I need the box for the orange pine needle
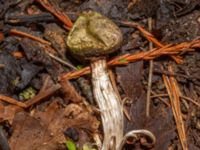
[59,39,200,80]
[0,95,26,108]
[35,0,73,29]
[10,29,51,45]
[163,66,188,150]
[120,20,183,64]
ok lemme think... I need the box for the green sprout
[65,140,76,150]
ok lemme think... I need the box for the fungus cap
[67,11,123,60]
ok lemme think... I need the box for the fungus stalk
[91,59,123,149]
[67,11,156,150]
[67,11,124,149]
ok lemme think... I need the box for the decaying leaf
[0,104,22,124]
[9,101,99,150]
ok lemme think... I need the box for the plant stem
[91,59,124,150]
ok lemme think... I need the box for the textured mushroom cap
[67,11,123,60]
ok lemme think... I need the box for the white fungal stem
[91,59,124,150]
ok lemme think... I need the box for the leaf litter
[0,0,200,150]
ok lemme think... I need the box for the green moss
[11,77,20,86]
[19,87,36,100]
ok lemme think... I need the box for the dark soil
[0,0,200,150]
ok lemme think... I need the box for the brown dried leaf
[0,104,22,124]
[9,101,99,150]
[116,62,176,149]
[116,61,143,99]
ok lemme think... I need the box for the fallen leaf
[9,101,99,150]
[0,104,22,124]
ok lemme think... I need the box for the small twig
[59,80,85,103]
[10,41,76,71]
[10,29,51,45]
[150,93,169,98]
[6,13,55,24]
[180,96,200,108]
[150,92,200,108]
[121,97,133,121]
[0,95,26,108]
[25,84,61,108]
[38,76,51,94]
[0,81,89,110]
[59,39,200,80]
[35,0,73,29]
[47,52,77,70]
[153,69,191,79]
[146,17,153,117]
[150,91,170,107]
